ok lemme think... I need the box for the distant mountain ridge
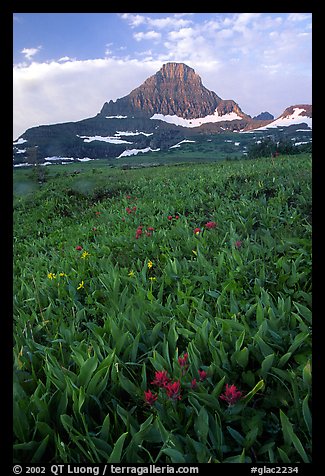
[13,62,312,164]
[253,112,274,121]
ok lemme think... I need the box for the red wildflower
[75,246,83,251]
[126,207,132,214]
[146,232,152,236]
[95,211,101,216]
[144,389,158,406]
[167,215,173,220]
[132,206,137,211]
[135,225,143,239]
[175,215,180,219]
[126,195,132,199]
[198,369,207,381]
[205,221,217,229]
[147,227,155,232]
[165,380,182,400]
[178,353,189,368]
[194,227,201,235]
[191,378,197,389]
[235,240,242,249]
[151,370,170,388]
[219,384,243,405]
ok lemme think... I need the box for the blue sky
[13,12,312,139]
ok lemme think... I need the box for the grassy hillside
[13,154,312,463]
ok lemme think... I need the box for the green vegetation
[13,154,312,464]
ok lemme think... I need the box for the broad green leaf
[302,360,312,388]
[279,410,310,462]
[107,431,128,463]
[77,356,98,388]
[302,394,312,436]
[227,426,245,446]
[100,413,111,441]
[260,353,275,378]
[31,435,49,463]
[162,448,186,463]
[194,407,209,444]
[235,347,249,368]
[277,447,291,463]
[242,379,265,405]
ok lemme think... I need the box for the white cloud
[21,46,42,60]
[13,58,162,139]
[134,31,161,42]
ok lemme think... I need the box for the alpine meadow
[13,153,312,464]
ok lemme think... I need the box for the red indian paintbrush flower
[235,240,242,249]
[151,370,170,388]
[205,221,217,229]
[178,353,189,368]
[219,384,243,405]
[144,389,158,405]
[165,380,182,400]
[194,227,201,235]
[198,369,207,381]
[75,245,83,251]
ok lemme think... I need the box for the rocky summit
[13,62,312,165]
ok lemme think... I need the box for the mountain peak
[158,62,197,81]
[101,62,224,119]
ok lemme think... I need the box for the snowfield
[250,108,312,131]
[151,110,243,128]
[77,135,133,144]
[117,147,160,158]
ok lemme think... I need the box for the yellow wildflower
[77,280,85,290]
[48,272,57,280]
[59,272,67,277]
[81,251,90,259]
[149,277,156,281]
[192,250,197,256]
[147,260,153,269]
[128,270,135,277]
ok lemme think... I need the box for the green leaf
[260,353,275,378]
[194,407,209,444]
[77,356,98,388]
[292,302,312,324]
[162,448,186,463]
[302,360,312,388]
[227,426,245,446]
[100,413,111,441]
[118,372,140,398]
[87,366,109,398]
[108,432,128,463]
[31,435,49,463]
[235,330,245,351]
[279,410,310,462]
[302,394,312,436]
[277,447,291,463]
[235,347,249,368]
[242,379,265,405]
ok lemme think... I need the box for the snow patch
[170,139,196,149]
[13,163,32,167]
[13,138,27,145]
[78,135,132,144]
[117,147,160,158]
[250,108,312,131]
[151,110,243,128]
[77,157,93,162]
[105,115,128,119]
[115,131,153,137]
